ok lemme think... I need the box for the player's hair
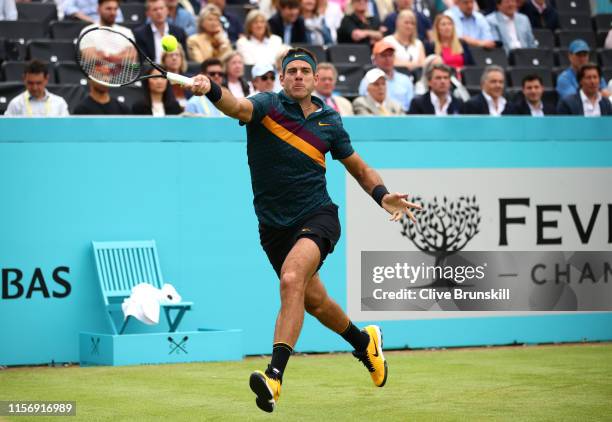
[480,65,504,85]
[201,58,223,74]
[521,74,543,87]
[316,62,337,79]
[426,63,452,81]
[278,0,301,9]
[98,0,121,6]
[24,60,48,77]
[281,47,317,74]
[577,63,601,82]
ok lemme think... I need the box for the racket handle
[166,72,194,86]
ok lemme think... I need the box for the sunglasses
[258,73,275,81]
[207,71,224,77]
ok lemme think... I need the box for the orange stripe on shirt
[261,115,326,168]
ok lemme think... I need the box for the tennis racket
[76,26,193,88]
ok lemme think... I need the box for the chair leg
[108,311,119,335]
[119,315,131,334]
[163,308,188,332]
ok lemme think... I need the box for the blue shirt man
[556,39,607,99]
[445,0,495,48]
[358,40,413,112]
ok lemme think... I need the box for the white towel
[121,283,182,325]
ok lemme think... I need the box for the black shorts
[258,204,341,277]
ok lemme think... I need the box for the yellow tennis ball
[161,35,178,53]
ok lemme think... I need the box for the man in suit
[486,0,536,53]
[134,0,187,63]
[408,63,463,115]
[512,74,555,115]
[353,68,403,115]
[557,63,612,116]
[314,62,354,116]
[268,0,307,44]
[463,65,515,115]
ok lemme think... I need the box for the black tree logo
[400,195,481,287]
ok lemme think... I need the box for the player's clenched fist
[191,74,211,96]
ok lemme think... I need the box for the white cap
[251,62,275,79]
[365,68,386,84]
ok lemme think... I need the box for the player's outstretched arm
[190,74,254,122]
[341,152,422,222]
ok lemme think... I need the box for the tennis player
[190,47,421,413]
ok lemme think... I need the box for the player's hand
[382,193,422,222]
[191,74,211,96]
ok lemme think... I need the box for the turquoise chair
[92,240,193,334]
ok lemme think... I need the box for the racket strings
[77,28,141,87]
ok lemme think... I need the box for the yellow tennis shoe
[352,325,388,387]
[249,369,281,413]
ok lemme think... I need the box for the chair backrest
[558,13,593,31]
[556,0,591,16]
[16,3,58,23]
[333,64,366,97]
[327,44,371,65]
[470,47,508,67]
[27,39,76,63]
[120,3,146,24]
[92,240,165,304]
[594,14,612,32]
[0,20,46,40]
[556,30,596,49]
[509,67,554,89]
[532,28,555,49]
[49,20,89,40]
[510,48,554,68]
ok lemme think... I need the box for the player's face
[281,60,317,100]
[147,0,168,24]
[522,79,543,104]
[483,70,505,99]
[24,72,48,99]
[315,68,336,96]
[367,77,386,103]
[580,69,600,97]
[428,69,451,96]
[98,1,119,26]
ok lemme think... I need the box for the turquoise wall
[1,117,611,366]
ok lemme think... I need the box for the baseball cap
[372,40,395,56]
[365,68,386,84]
[251,62,275,79]
[568,39,590,54]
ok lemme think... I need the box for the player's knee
[305,291,326,315]
[279,271,304,296]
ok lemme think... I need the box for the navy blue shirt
[244,91,354,227]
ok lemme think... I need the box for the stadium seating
[533,29,555,49]
[0,21,47,40]
[470,47,508,67]
[55,61,88,85]
[556,48,598,66]
[600,49,612,67]
[461,66,485,90]
[1,60,58,83]
[510,48,554,68]
[327,44,370,65]
[508,67,554,89]
[558,13,592,30]
[120,3,146,24]
[46,83,88,113]
[333,64,365,97]
[0,81,24,114]
[16,3,58,24]
[593,14,612,32]
[27,39,76,63]
[49,20,89,40]
[556,0,591,15]
[557,30,597,49]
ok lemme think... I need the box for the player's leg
[250,237,320,413]
[304,274,388,387]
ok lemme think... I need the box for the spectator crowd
[2,0,612,117]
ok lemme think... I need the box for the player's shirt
[244,90,355,228]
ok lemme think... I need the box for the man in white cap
[353,68,403,115]
[250,63,277,95]
[358,40,414,112]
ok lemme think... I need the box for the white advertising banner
[346,168,612,320]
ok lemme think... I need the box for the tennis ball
[161,35,178,53]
